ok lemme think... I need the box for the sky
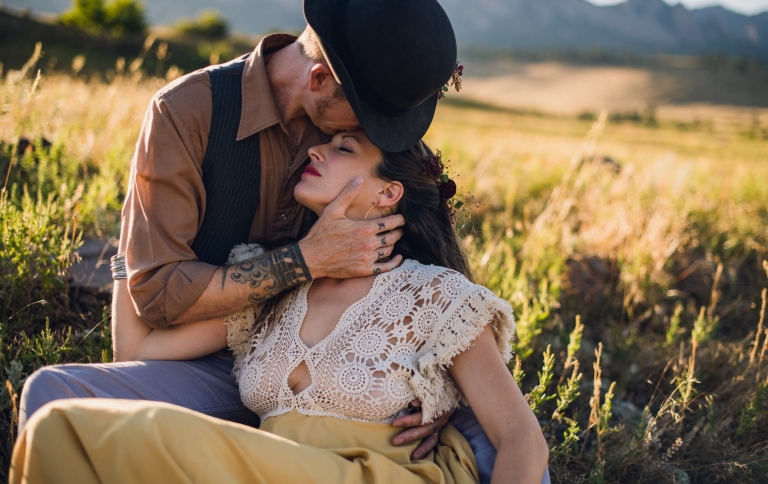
[5,0,768,18]
[587,0,768,15]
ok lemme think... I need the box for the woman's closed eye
[338,145,354,154]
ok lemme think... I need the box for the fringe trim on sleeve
[225,309,256,383]
[224,243,266,383]
[411,284,516,424]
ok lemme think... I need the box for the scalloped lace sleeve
[411,273,516,423]
[223,243,266,382]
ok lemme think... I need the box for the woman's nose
[307,145,323,162]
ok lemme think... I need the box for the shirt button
[280,213,287,221]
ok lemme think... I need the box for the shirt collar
[236,33,298,141]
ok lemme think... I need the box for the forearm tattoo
[230,243,312,306]
[220,265,229,290]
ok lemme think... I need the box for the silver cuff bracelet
[110,253,127,280]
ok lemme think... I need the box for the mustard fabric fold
[11,399,479,484]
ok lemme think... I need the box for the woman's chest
[254,290,429,383]
[239,282,437,420]
[299,277,376,348]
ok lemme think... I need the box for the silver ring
[431,430,439,437]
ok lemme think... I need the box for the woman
[12,131,549,483]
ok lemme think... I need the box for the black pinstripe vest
[190,55,261,266]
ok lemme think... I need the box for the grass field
[1,47,768,483]
[460,56,768,125]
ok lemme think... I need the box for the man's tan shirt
[119,34,325,328]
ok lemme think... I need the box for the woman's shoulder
[399,262,517,423]
[396,259,514,335]
[397,259,497,300]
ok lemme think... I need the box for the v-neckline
[285,260,413,398]
[295,272,385,350]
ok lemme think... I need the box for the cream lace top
[225,245,516,424]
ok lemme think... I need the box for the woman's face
[295,130,400,220]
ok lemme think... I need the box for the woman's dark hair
[376,142,472,280]
[252,141,472,329]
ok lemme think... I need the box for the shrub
[175,10,229,41]
[103,0,146,37]
[60,0,147,37]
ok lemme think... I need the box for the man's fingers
[374,245,395,261]
[392,411,423,428]
[373,254,403,275]
[373,229,403,251]
[325,176,363,216]
[393,420,443,446]
[411,434,439,460]
[434,409,451,429]
[392,423,433,446]
[391,407,442,457]
[366,214,406,234]
[434,413,450,430]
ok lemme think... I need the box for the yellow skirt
[11,399,479,484]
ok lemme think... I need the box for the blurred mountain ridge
[442,0,768,57]
[8,0,768,57]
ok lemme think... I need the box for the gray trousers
[19,352,550,484]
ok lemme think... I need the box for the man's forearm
[171,243,311,325]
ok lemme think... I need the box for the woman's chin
[293,187,326,217]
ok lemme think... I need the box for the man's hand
[391,400,453,460]
[299,176,406,279]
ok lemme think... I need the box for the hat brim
[304,0,438,153]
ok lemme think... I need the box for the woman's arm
[112,279,228,361]
[449,326,549,484]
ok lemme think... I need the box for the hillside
[6,0,768,58]
[0,7,255,76]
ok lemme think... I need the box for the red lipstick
[303,165,321,177]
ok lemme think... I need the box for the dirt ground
[71,238,118,294]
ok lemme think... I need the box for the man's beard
[315,95,340,117]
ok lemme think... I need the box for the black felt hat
[304,0,457,152]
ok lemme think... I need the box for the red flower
[439,179,457,200]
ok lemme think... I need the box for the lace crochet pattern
[226,246,515,424]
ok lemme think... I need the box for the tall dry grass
[1,46,768,482]
[429,99,768,481]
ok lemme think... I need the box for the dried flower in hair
[420,148,475,224]
[436,61,464,100]
[422,150,457,202]
[422,151,446,181]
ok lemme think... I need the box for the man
[18,0,504,481]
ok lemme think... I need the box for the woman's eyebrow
[341,134,360,145]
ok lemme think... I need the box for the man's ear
[308,63,336,94]
[377,181,404,210]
